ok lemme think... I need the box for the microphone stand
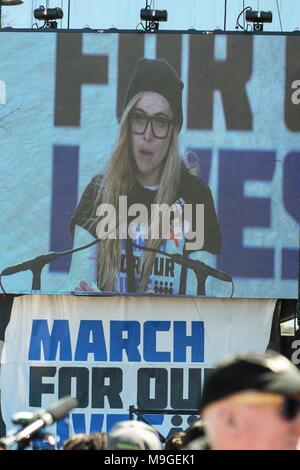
[130,241,207,295]
[0,238,233,296]
[186,263,206,295]
[0,239,100,292]
[129,240,233,296]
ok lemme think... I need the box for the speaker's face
[130,91,174,186]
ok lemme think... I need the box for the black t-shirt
[70,168,221,295]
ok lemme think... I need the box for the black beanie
[124,58,184,131]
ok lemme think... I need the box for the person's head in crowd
[164,431,185,450]
[198,351,300,450]
[61,432,107,450]
[182,419,205,448]
[31,432,56,450]
[107,420,162,450]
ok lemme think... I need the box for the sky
[1,0,300,32]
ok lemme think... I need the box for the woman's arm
[68,225,101,293]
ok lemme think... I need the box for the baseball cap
[107,420,162,450]
[200,350,300,411]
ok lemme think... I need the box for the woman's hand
[75,280,96,292]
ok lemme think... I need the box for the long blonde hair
[92,92,182,292]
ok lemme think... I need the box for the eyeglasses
[129,110,174,139]
[227,392,300,421]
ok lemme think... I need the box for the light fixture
[34,5,63,29]
[0,0,23,30]
[0,1,23,4]
[140,2,167,32]
[245,9,272,31]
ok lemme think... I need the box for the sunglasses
[228,392,300,421]
[282,396,300,421]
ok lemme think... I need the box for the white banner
[1,295,275,446]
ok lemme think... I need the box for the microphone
[0,252,58,276]
[170,253,232,283]
[0,396,78,449]
[129,240,232,283]
[0,238,100,292]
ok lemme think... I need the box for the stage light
[140,8,167,23]
[140,7,168,32]
[0,0,23,30]
[245,9,272,31]
[34,5,63,21]
[34,5,63,29]
[0,1,23,4]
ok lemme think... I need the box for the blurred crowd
[47,351,300,451]
[2,350,300,451]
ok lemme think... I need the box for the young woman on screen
[69,58,221,295]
